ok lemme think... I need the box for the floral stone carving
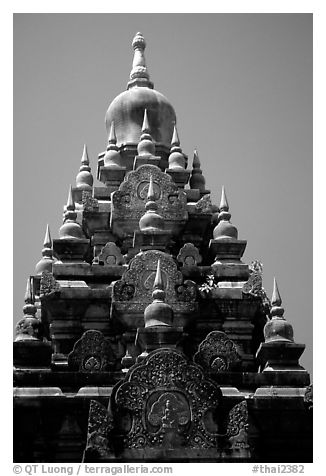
[40,271,61,297]
[111,164,188,238]
[195,194,213,214]
[226,400,250,454]
[84,400,114,460]
[112,348,222,451]
[68,330,115,372]
[177,243,202,267]
[112,250,197,323]
[194,331,242,372]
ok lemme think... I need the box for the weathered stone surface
[68,330,116,372]
[194,331,242,372]
[96,242,125,266]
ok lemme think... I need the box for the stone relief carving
[40,271,61,296]
[177,243,202,267]
[97,242,125,266]
[68,330,115,372]
[113,348,222,450]
[194,331,242,372]
[304,384,313,411]
[195,194,213,214]
[84,400,114,459]
[82,191,99,212]
[242,260,271,312]
[226,400,250,452]
[112,250,197,315]
[111,164,188,236]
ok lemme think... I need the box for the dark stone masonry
[13,32,312,463]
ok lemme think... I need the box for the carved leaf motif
[68,330,115,372]
[40,271,60,296]
[194,331,242,372]
[227,400,248,437]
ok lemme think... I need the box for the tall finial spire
[35,224,54,274]
[104,121,122,168]
[263,278,294,343]
[76,144,93,190]
[213,186,238,240]
[128,32,153,89]
[137,109,155,156]
[138,175,164,232]
[168,123,186,169]
[270,278,285,318]
[189,149,206,191]
[59,186,85,239]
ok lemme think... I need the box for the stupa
[13,32,312,463]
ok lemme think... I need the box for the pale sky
[13,13,312,374]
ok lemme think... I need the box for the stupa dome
[104,33,176,148]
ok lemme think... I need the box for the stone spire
[213,186,238,240]
[189,149,206,192]
[139,176,164,232]
[59,185,85,240]
[144,259,173,327]
[76,144,93,190]
[168,123,186,169]
[128,32,153,89]
[35,224,54,275]
[263,278,294,343]
[137,109,156,157]
[14,277,42,342]
[104,121,122,167]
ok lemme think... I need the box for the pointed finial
[138,176,164,232]
[270,278,284,318]
[152,259,166,302]
[59,185,85,239]
[137,109,155,156]
[220,186,229,211]
[108,121,117,146]
[147,175,155,201]
[190,149,206,191]
[43,224,52,250]
[168,123,185,169]
[104,122,122,167]
[263,278,294,342]
[213,186,238,240]
[35,224,54,274]
[171,123,180,147]
[128,32,153,89]
[81,144,89,167]
[67,185,75,211]
[24,276,34,305]
[76,145,93,189]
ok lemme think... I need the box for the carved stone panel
[177,243,202,267]
[112,348,222,450]
[68,330,115,372]
[194,331,242,372]
[97,242,125,266]
[111,164,188,238]
[112,250,197,327]
[226,400,250,455]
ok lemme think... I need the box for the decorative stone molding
[194,331,242,372]
[68,330,115,372]
[177,243,202,267]
[195,194,213,214]
[40,271,60,297]
[97,242,125,266]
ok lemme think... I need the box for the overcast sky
[13,13,312,374]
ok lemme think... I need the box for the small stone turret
[104,122,122,168]
[134,109,161,168]
[128,32,153,89]
[189,150,209,195]
[213,186,238,240]
[76,144,93,191]
[59,186,85,240]
[14,277,52,367]
[256,278,307,376]
[35,224,54,275]
[166,123,190,188]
